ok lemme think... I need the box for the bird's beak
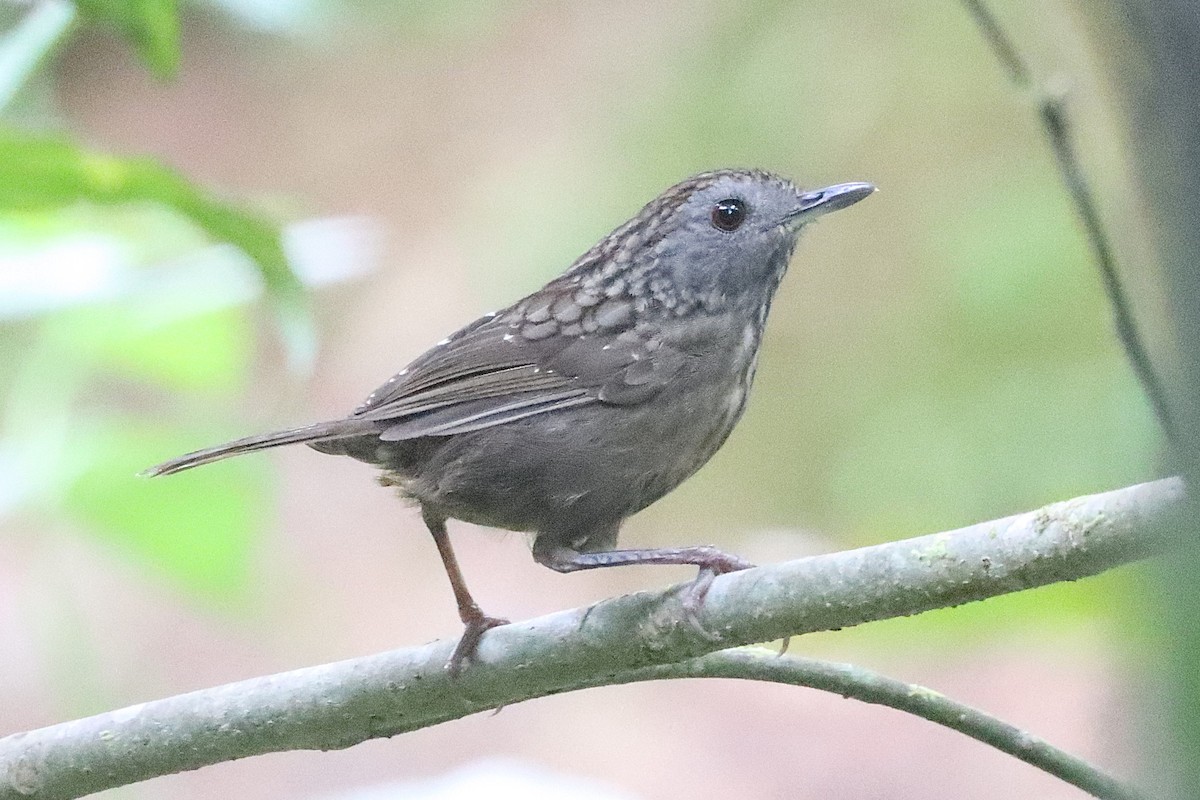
[782,181,876,226]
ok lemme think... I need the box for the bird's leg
[532,540,753,640]
[422,509,508,675]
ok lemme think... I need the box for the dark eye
[711,198,746,231]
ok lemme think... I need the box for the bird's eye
[711,198,747,232]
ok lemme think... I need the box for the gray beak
[784,181,876,225]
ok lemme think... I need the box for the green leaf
[62,421,268,599]
[45,304,252,392]
[0,130,314,370]
[73,0,179,79]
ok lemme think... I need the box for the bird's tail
[141,419,376,477]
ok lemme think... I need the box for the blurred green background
[0,2,1167,799]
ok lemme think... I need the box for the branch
[0,478,1181,800]
[961,0,1180,445]
[611,649,1148,800]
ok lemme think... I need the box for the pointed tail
[141,419,376,477]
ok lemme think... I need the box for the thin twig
[0,478,1181,800]
[961,0,1179,445]
[610,649,1147,800]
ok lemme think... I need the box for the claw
[446,612,509,677]
[680,567,721,639]
[678,556,755,640]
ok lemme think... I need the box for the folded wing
[353,292,684,441]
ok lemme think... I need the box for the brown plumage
[145,169,874,672]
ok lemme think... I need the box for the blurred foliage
[0,133,311,362]
[74,0,180,77]
[0,207,271,599]
[0,2,76,111]
[63,422,265,595]
[0,0,305,599]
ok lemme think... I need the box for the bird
[144,169,874,673]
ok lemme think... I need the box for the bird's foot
[447,609,509,677]
[679,551,754,641]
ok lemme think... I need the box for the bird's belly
[377,368,751,536]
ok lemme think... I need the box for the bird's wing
[351,288,685,441]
